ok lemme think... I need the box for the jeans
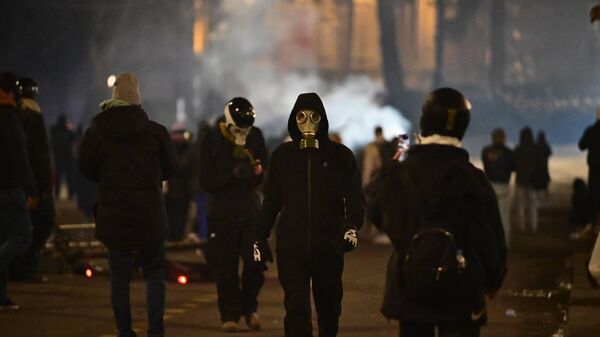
[514,185,538,233]
[108,245,166,337]
[0,188,33,301]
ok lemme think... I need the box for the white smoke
[196,0,411,149]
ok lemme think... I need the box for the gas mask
[296,109,321,149]
[223,103,252,146]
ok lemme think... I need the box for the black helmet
[0,72,18,94]
[224,97,256,128]
[420,87,471,140]
[17,77,39,98]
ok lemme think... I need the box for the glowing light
[85,268,93,278]
[177,275,188,285]
[107,75,116,88]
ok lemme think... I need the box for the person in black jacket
[579,108,600,223]
[533,131,552,196]
[514,127,539,233]
[0,71,35,310]
[51,113,76,199]
[257,92,365,337]
[9,77,56,282]
[198,97,268,332]
[368,88,507,337]
[79,72,178,337]
[481,128,515,246]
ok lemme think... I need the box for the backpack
[400,167,469,306]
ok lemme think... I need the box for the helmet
[17,77,39,98]
[224,97,255,128]
[420,87,471,141]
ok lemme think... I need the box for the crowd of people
[10,68,600,337]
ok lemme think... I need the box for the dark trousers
[195,192,208,239]
[207,224,265,322]
[108,245,166,337]
[400,321,481,337]
[0,189,32,301]
[166,197,190,241]
[277,253,344,337]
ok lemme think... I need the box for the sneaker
[244,312,261,331]
[0,299,19,310]
[221,321,238,332]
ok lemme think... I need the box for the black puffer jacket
[79,105,178,249]
[368,144,507,323]
[197,122,268,227]
[259,93,365,255]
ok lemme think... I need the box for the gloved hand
[342,228,358,252]
[233,162,255,180]
[252,239,273,270]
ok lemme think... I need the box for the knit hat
[112,72,141,105]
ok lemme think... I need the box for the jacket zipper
[307,152,312,254]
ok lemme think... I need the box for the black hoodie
[79,105,178,249]
[259,93,365,255]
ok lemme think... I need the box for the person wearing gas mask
[198,97,268,332]
[256,92,364,337]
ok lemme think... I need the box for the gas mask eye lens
[310,112,321,124]
[296,111,308,124]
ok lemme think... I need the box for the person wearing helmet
[0,71,35,310]
[256,93,365,337]
[367,88,507,337]
[197,97,268,332]
[9,77,56,282]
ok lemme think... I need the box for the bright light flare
[107,75,116,88]
[177,275,188,285]
[85,268,93,278]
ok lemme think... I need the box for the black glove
[252,239,273,270]
[233,162,254,180]
[342,228,358,252]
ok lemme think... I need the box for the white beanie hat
[112,72,141,105]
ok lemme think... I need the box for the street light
[107,74,116,88]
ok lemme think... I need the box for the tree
[376,0,405,111]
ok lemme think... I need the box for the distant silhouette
[514,127,539,233]
[51,114,75,198]
[533,131,552,194]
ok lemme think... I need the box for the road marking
[165,308,186,314]
[182,303,198,308]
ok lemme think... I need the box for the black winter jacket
[259,93,365,255]
[579,121,600,167]
[367,144,507,323]
[0,100,36,196]
[197,123,268,227]
[481,143,514,184]
[79,105,178,249]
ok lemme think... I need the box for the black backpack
[400,168,468,306]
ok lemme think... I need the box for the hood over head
[94,105,149,142]
[288,92,330,143]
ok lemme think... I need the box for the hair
[375,126,383,136]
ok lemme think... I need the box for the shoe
[0,299,19,310]
[221,321,238,332]
[244,312,261,331]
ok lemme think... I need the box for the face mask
[224,105,252,146]
[296,109,321,149]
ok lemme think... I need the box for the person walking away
[198,97,268,332]
[578,108,600,224]
[569,178,594,240]
[256,92,365,337]
[165,128,193,242]
[367,87,507,337]
[51,113,76,199]
[514,127,539,234]
[533,131,552,200]
[481,128,515,246]
[0,72,35,309]
[79,72,178,337]
[9,77,55,282]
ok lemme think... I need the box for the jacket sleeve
[258,147,283,240]
[3,109,36,196]
[30,113,53,194]
[341,146,365,231]
[157,126,178,181]
[197,130,234,192]
[79,124,102,183]
[473,171,508,292]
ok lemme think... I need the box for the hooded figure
[257,93,365,337]
[197,97,268,332]
[579,109,600,222]
[79,71,178,337]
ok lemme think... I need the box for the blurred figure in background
[165,128,193,242]
[482,128,515,247]
[51,113,75,199]
[514,127,539,234]
[0,71,35,309]
[533,131,552,198]
[579,107,600,224]
[72,124,97,221]
[569,178,593,240]
[9,77,55,282]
